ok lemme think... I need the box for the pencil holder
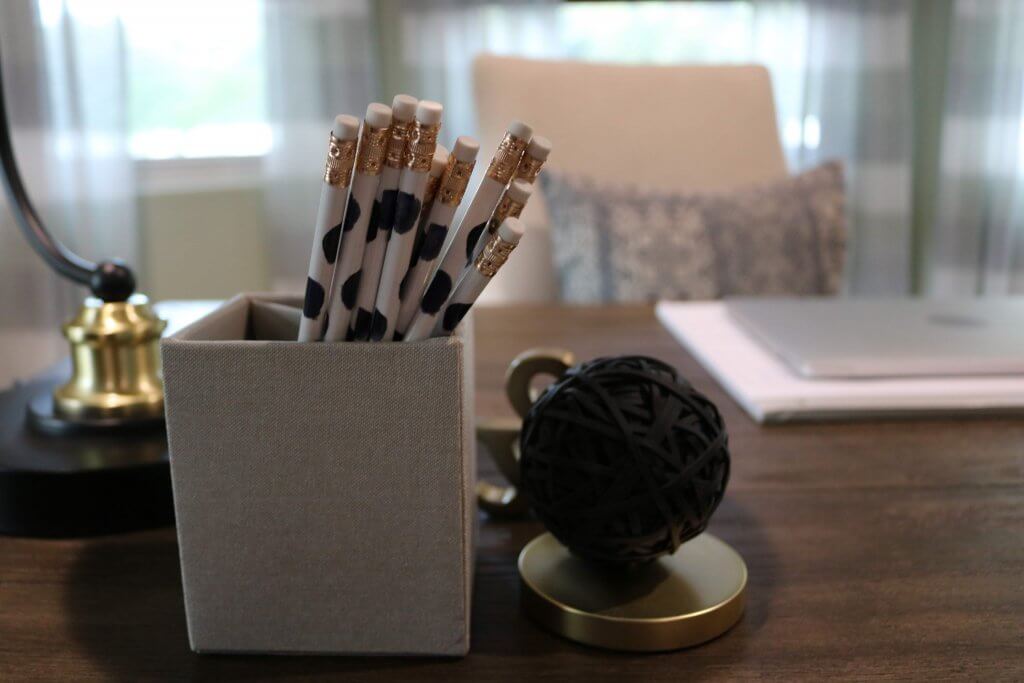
[161,293,475,656]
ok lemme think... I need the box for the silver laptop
[725,297,1024,378]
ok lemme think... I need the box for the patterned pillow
[540,162,846,303]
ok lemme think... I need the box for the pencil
[408,121,532,336]
[467,135,548,268]
[370,100,443,341]
[408,146,450,273]
[512,134,552,185]
[405,216,526,341]
[457,134,549,298]
[396,135,479,338]
[297,114,359,342]
[322,103,392,342]
[349,94,418,340]
[467,178,533,264]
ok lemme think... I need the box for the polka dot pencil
[407,146,450,276]
[321,103,392,342]
[369,100,443,342]
[396,135,479,339]
[297,114,358,342]
[467,134,550,265]
[467,178,533,265]
[408,121,532,337]
[458,122,535,261]
[349,94,418,341]
[405,216,526,342]
[513,135,552,184]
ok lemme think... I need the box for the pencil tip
[452,136,480,162]
[506,179,534,203]
[497,216,526,243]
[392,94,418,121]
[526,135,552,160]
[364,103,392,129]
[507,120,533,141]
[332,114,360,139]
[416,100,443,126]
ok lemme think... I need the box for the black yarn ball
[520,356,730,566]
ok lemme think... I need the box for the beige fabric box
[161,293,475,656]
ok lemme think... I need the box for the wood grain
[1,305,1021,681]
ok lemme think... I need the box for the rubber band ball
[519,355,731,566]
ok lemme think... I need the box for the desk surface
[1,305,1021,681]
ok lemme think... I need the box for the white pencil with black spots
[466,135,548,267]
[396,136,478,338]
[297,114,359,342]
[400,145,448,327]
[467,178,533,265]
[410,121,532,335]
[349,94,418,341]
[512,135,552,186]
[369,100,443,342]
[406,216,526,342]
[321,103,392,342]
[458,121,533,262]
[407,146,449,276]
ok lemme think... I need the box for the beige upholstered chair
[472,55,790,303]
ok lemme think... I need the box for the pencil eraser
[506,178,533,203]
[525,135,552,160]
[332,114,360,140]
[416,100,443,126]
[364,103,392,129]
[452,136,480,163]
[497,216,526,244]
[507,120,533,141]
[430,145,449,176]
[392,94,418,121]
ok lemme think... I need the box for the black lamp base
[0,365,174,538]
[26,394,167,437]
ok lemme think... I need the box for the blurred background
[1,0,1022,382]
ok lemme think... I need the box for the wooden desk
[1,306,1021,681]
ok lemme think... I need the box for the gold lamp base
[519,532,747,652]
[53,294,167,423]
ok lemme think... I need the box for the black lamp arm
[0,38,135,302]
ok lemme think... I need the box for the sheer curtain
[927,0,1024,295]
[0,0,136,386]
[3,0,1024,376]
[752,1,914,294]
[261,0,378,292]
[382,0,914,295]
[374,0,561,139]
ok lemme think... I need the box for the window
[122,0,269,159]
[40,0,271,160]
[553,1,815,156]
[557,1,757,64]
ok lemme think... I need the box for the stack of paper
[655,301,1024,423]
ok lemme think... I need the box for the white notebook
[655,301,1024,423]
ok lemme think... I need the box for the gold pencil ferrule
[474,233,518,278]
[385,118,415,169]
[324,133,357,187]
[356,123,390,176]
[405,121,441,173]
[486,133,529,184]
[486,194,527,234]
[438,156,475,206]
[514,152,546,183]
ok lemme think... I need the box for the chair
[472,55,791,303]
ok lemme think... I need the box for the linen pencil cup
[161,293,476,656]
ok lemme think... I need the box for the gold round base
[518,532,747,652]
